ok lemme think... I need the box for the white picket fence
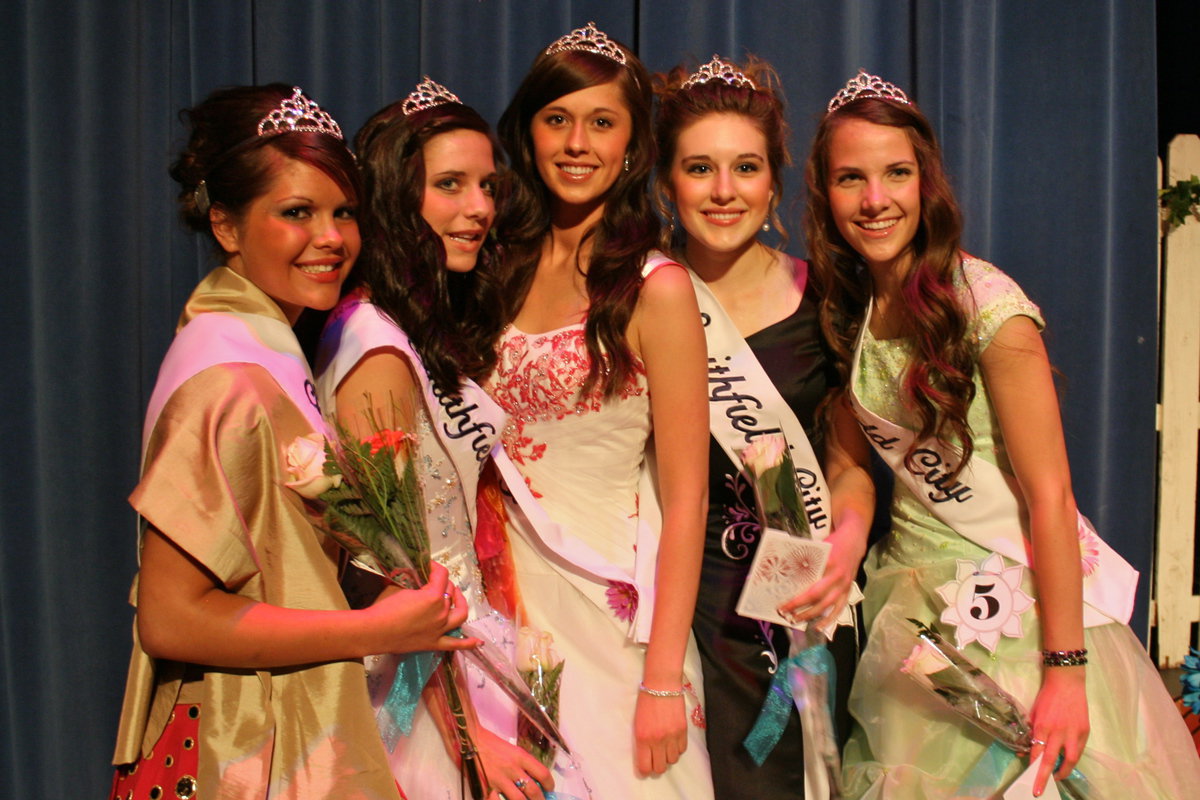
[1154,134,1200,668]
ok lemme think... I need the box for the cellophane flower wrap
[743,433,811,539]
[515,626,565,768]
[739,433,843,798]
[903,619,1098,799]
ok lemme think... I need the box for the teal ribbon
[955,741,1093,799]
[742,644,836,766]
[378,650,441,750]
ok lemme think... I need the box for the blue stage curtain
[0,1,1158,796]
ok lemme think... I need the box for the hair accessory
[826,68,911,113]
[638,682,685,697]
[681,54,757,91]
[402,76,463,116]
[257,86,344,139]
[193,180,211,215]
[544,21,627,66]
[1042,648,1088,667]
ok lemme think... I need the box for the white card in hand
[735,528,830,629]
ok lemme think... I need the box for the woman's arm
[334,348,420,440]
[137,530,472,666]
[629,263,710,776]
[980,314,1087,795]
[780,395,874,628]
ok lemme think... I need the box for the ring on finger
[1031,737,1046,746]
[514,777,528,790]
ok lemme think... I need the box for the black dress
[693,283,857,799]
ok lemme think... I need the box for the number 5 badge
[935,553,1034,652]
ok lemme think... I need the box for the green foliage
[1160,174,1200,231]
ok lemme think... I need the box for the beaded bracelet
[638,682,685,697]
[1042,648,1088,667]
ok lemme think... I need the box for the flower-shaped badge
[935,553,1034,652]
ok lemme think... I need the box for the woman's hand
[363,562,478,654]
[633,690,689,776]
[478,727,554,800]
[1028,667,1089,796]
[777,525,866,631]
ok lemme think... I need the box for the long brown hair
[349,100,505,393]
[496,38,658,398]
[804,96,977,469]
[652,55,791,251]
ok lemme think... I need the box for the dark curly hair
[348,99,506,394]
[804,95,977,472]
[170,83,359,255]
[496,37,659,399]
[652,54,791,251]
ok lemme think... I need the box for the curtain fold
[0,1,1158,796]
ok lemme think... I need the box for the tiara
[681,54,757,91]
[402,76,462,116]
[826,69,911,113]
[257,86,344,139]
[544,21,627,66]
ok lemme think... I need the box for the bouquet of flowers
[516,626,566,768]
[902,619,1097,799]
[734,434,831,629]
[736,433,843,798]
[285,418,570,799]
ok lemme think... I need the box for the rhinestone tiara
[681,54,757,92]
[401,76,462,116]
[257,86,344,139]
[826,69,911,113]
[544,21,627,66]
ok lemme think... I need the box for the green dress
[842,257,1199,799]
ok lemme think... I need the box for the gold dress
[112,268,399,800]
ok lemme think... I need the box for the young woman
[315,78,552,800]
[804,70,1199,798]
[110,84,473,800]
[485,22,714,798]
[654,55,872,799]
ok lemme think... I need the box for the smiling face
[530,80,632,220]
[826,117,921,275]
[212,154,359,323]
[420,128,497,273]
[668,113,772,259]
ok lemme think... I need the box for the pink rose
[284,433,341,499]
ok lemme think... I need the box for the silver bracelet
[638,682,685,697]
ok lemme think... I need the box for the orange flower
[363,428,413,455]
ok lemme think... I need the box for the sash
[492,252,682,644]
[143,311,325,451]
[847,299,1137,627]
[686,260,860,631]
[316,298,504,529]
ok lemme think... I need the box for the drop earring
[762,221,770,232]
[623,153,631,172]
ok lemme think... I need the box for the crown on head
[257,86,344,139]
[826,69,911,113]
[544,21,627,66]
[681,54,757,92]
[401,76,462,116]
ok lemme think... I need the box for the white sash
[143,311,325,452]
[493,252,682,644]
[847,300,1137,627]
[685,259,861,632]
[316,298,505,529]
